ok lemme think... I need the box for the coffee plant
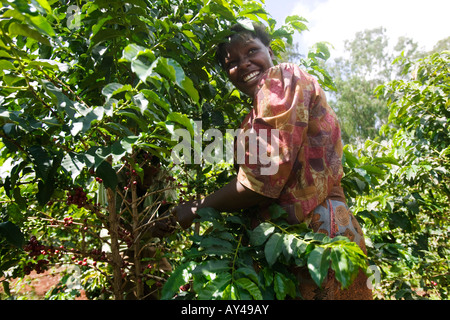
[161,205,367,300]
[341,51,450,299]
[0,0,448,300]
[0,0,336,300]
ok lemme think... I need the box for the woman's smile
[243,71,261,83]
[223,37,274,97]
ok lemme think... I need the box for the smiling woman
[158,21,373,300]
[217,23,275,97]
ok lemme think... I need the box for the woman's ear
[268,46,274,59]
[268,46,275,64]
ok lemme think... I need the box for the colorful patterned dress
[236,63,372,300]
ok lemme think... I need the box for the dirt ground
[0,266,87,300]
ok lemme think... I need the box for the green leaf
[282,233,295,261]
[208,1,235,20]
[274,272,296,300]
[222,283,238,300]
[102,83,132,101]
[0,59,15,71]
[390,211,412,232]
[62,152,87,182]
[268,203,287,220]
[132,92,148,115]
[27,14,56,37]
[343,148,360,168]
[40,80,76,118]
[161,261,195,300]
[359,164,386,175]
[192,259,231,276]
[261,267,274,287]
[89,29,122,49]
[264,232,284,266]
[91,15,113,38]
[154,57,199,103]
[307,246,330,287]
[0,221,24,248]
[199,237,233,255]
[197,272,232,300]
[13,187,27,209]
[196,207,223,222]
[96,161,118,189]
[234,278,263,300]
[117,110,148,132]
[35,0,52,14]
[235,267,259,283]
[121,44,156,82]
[28,146,52,180]
[166,112,194,136]
[330,247,354,289]
[249,222,275,246]
[8,22,50,46]
[180,76,199,104]
[141,89,170,113]
[36,179,55,207]
[285,15,308,24]
[121,43,152,62]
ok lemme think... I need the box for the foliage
[327,28,425,144]
[343,51,450,299]
[0,0,447,301]
[0,0,335,300]
[161,205,367,300]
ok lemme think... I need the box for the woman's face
[223,36,274,97]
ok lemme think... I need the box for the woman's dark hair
[215,22,271,68]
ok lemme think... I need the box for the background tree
[342,50,449,299]
[327,27,425,144]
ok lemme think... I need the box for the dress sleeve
[237,63,316,198]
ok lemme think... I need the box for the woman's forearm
[173,177,272,229]
[197,177,271,212]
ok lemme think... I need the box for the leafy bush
[0,0,334,300]
[1,0,447,300]
[161,205,367,300]
[345,51,450,299]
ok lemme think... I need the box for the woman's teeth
[243,71,260,83]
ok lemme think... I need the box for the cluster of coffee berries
[23,236,51,275]
[23,259,49,275]
[24,236,43,256]
[63,216,74,227]
[66,187,88,208]
[95,177,103,183]
[123,169,139,192]
[89,248,108,262]
[72,256,94,267]
[118,228,133,248]
[69,247,107,269]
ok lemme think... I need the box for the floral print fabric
[237,63,345,225]
[295,198,372,300]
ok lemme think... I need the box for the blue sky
[264,0,450,59]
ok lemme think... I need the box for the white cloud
[267,0,450,59]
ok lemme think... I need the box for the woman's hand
[172,200,199,230]
[150,212,177,238]
[151,178,271,237]
[149,201,199,238]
